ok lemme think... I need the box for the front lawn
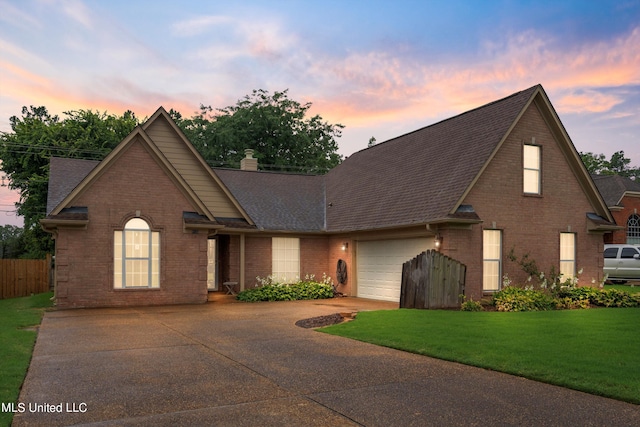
[0,292,54,427]
[321,308,640,404]
[605,283,640,293]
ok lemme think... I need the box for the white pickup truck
[603,244,640,284]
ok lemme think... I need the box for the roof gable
[48,126,214,218]
[592,174,640,207]
[325,85,540,231]
[324,84,614,231]
[46,108,251,224]
[143,109,252,223]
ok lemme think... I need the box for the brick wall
[300,237,330,282]
[452,103,605,299]
[54,138,209,308]
[236,235,332,289]
[608,195,640,244]
[244,236,271,288]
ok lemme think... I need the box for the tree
[580,151,640,180]
[0,225,26,258]
[1,92,340,256]
[0,106,139,258]
[174,89,344,173]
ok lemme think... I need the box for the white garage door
[357,238,433,302]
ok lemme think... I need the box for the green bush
[555,286,640,308]
[237,279,334,302]
[460,296,484,311]
[491,284,640,312]
[492,286,556,312]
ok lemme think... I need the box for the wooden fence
[0,254,51,299]
[400,250,466,309]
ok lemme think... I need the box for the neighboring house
[42,84,618,308]
[592,174,640,244]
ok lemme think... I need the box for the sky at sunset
[1,0,639,226]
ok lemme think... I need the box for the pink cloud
[302,25,640,131]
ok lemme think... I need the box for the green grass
[604,283,640,293]
[321,308,640,404]
[0,292,53,427]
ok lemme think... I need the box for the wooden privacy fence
[0,254,51,299]
[400,250,466,309]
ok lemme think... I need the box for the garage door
[357,238,433,302]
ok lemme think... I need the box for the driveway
[13,297,640,426]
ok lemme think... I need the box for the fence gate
[400,250,466,309]
[0,254,51,299]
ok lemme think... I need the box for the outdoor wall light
[434,234,443,249]
[341,242,348,251]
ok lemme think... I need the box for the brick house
[42,84,617,308]
[592,174,640,244]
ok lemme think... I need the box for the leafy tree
[0,106,139,257]
[580,152,609,175]
[0,225,26,258]
[580,151,640,180]
[174,89,344,173]
[1,91,340,256]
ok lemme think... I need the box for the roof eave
[427,218,484,225]
[587,224,624,234]
[39,218,89,230]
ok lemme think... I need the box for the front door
[207,238,218,291]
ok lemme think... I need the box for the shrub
[237,274,335,302]
[589,289,640,307]
[555,296,591,310]
[491,283,640,312]
[492,286,556,312]
[460,297,484,311]
[555,286,640,308]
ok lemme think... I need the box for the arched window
[627,214,640,245]
[114,218,160,288]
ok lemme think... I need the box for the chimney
[240,149,258,171]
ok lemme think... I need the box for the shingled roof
[324,85,540,232]
[214,169,325,232]
[592,174,640,207]
[46,157,99,215]
[48,85,609,234]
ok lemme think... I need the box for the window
[621,247,640,259]
[114,218,160,288]
[603,247,619,259]
[483,230,502,291]
[523,144,541,194]
[272,237,299,283]
[627,214,640,244]
[560,233,575,280]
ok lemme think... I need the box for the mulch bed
[295,313,346,328]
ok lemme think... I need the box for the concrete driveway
[13,297,640,426]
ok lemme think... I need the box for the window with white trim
[114,218,160,288]
[272,237,299,283]
[483,229,502,291]
[523,144,541,194]
[627,214,640,245]
[559,233,575,280]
